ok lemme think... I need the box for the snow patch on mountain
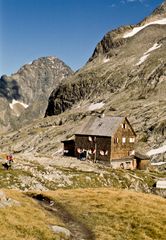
[147,145,166,156]
[9,100,29,116]
[123,18,166,38]
[145,43,162,54]
[9,99,29,110]
[151,162,166,166]
[88,102,105,111]
[136,43,161,65]
[136,54,150,66]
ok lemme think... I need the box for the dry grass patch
[0,189,63,240]
[42,188,166,240]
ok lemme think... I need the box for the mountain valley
[0,2,166,239]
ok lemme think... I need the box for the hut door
[136,159,141,170]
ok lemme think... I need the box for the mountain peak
[151,1,166,17]
[137,1,166,27]
[0,56,73,131]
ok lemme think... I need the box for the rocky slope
[45,1,166,155]
[0,2,165,163]
[0,57,73,132]
[1,151,165,194]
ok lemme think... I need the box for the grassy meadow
[40,188,166,240]
[0,188,166,240]
[0,190,62,240]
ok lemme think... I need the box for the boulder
[51,225,71,239]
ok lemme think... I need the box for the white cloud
[119,0,146,6]
[119,0,147,7]
[126,0,144,3]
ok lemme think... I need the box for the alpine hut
[75,115,137,169]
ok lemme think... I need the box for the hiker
[2,154,14,170]
[8,154,14,166]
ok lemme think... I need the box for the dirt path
[33,194,95,240]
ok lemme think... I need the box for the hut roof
[130,151,150,160]
[61,139,75,143]
[76,116,125,137]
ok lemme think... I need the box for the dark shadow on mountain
[0,75,21,101]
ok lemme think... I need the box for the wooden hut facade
[75,116,136,165]
[62,115,150,170]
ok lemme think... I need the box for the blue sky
[0,0,164,75]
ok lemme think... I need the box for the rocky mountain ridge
[44,1,166,156]
[0,56,73,132]
[89,1,166,62]
[0,1,165,162]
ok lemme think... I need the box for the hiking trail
[33,194,95,240]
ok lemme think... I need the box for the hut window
[121,123,126,129]
[64,150,69,153]
[77,148,82,153]
[100,150,108,156]
[89,136,96,142]
[88,149,92,154]
[114,137,118,144]
[88,136,92,142]
[129,137,135,143]
[93,136,96,142]
[122,137,126,143]
[100,150,104,156]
